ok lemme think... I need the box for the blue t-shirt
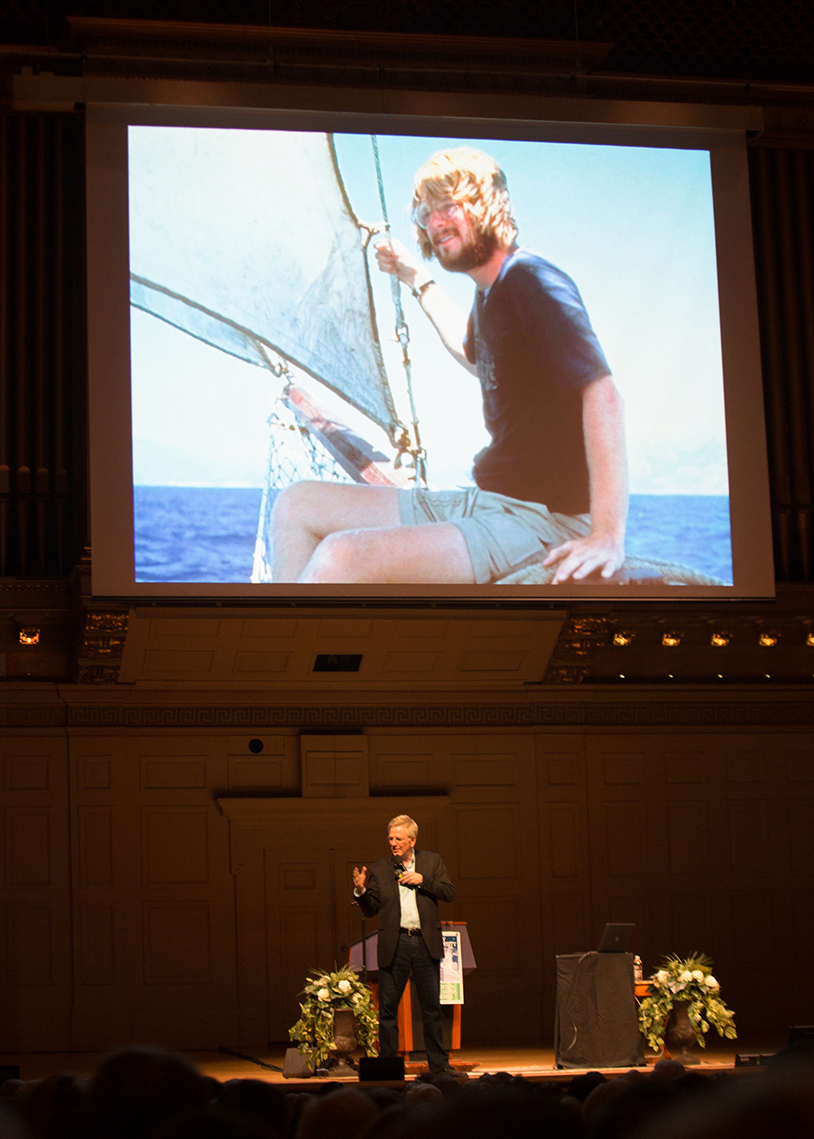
[463,249,610,515]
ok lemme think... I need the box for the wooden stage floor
[0,1040,779,1086]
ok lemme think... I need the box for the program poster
[440,930,464,1004]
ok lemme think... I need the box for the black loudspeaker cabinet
[282,1048,314,1078]
[555,952,644,1069]
[358,1056,405,1081]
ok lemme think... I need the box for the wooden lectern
[349,921,476,1055]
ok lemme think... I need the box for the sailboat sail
[128,126,402,443]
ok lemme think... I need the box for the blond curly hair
[412,146,517,259]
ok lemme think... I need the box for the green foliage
[637,952,737,1053]
[289,965,379,1068]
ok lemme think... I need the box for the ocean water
[134,487,733,585]
[134,486,264,583]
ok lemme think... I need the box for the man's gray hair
[387,814,418,839]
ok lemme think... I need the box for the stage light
[661,631,681,646]
[710,631,730,647]
[758,631,779,646]
[765,674,771,679]
[18,627,40,645]
[613,631,634,646]
[806,633,814,647]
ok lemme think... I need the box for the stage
[0,1041,774,1087]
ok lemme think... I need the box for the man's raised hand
[352,865,367,892]
[373,237,424,290]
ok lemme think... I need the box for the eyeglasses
[412,198,464,231]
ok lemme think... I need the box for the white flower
[317,988,330,1001]
[337,979,351,993]
[352,993,363,1004]
[318,976,330,985]
[692,970,705,982]
[705,975,719,990]
[655,970,670,984]
[679,971,693,982]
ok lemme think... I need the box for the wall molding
[3,687,814,729]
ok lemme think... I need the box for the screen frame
[86,95,775,601]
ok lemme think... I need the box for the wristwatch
[410,278,435,300]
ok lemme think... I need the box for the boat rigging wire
[370,134,428,487]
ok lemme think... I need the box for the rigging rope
[370,135,428,487]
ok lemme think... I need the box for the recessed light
[710,632,730,647]
[613,631,634,646]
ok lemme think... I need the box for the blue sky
[130,126,728,497]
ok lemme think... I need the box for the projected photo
[128,126,732,588]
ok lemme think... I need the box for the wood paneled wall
[2,723,812,1052]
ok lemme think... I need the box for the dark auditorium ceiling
[3,0,814,87]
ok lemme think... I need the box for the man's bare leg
[271,482,401,582]
[270,480,474,584]
[300,518,474,583]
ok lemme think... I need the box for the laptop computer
[597,923,636,953]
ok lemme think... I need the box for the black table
[555,952,644,1068]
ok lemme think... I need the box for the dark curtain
[0,112,86,577]
[750,144,814,583]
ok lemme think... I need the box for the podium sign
[440,930,463,1005]
[349,921,475,1053]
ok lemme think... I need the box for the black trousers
[378,929,448,1071]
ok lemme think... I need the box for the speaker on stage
[282,1048,314,1078]
[358,1056,405,1081]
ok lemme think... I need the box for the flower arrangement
[289,965,378,1069]
[637,952,737,1053]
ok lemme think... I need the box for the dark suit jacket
[356,849,454,967]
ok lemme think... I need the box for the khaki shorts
[398,486,591,585]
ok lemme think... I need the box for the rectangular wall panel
[666,802,708,875]
[141,808,209,885]
[5,808,51,886]
[78,759,112,790]
[78,808,113,885]
[548,803,582,879]
[227,758,283,790]
[79,902,117,983]
[5,759,50,790]
[7,906,52,985]
[456,805,517,880]
[453,757,516,787]
[143,902,212,982]
[727,801,769,875]
[603,804,645,878]
[141,759,208,789]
